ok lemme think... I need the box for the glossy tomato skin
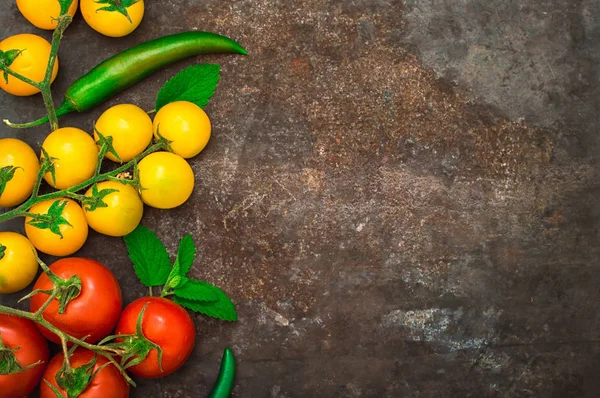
[0,34,58,96]
[81,0,144,38]
[0,314,50,398]
[138,152,195,209]
[30,258,122,344]
[17,0,79,30]
[115,297,196,378]
[25,198,89,257]
[0,138,40,207]
[40,348,129,398]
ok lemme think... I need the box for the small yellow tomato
[0,232,38,294]
[0,138,40,207]
[81,0,145,38]
[25,198,88,257]
[153,101,212,159]
[17,0,79,30]
[138,152,195,209]
[0,34,58,96]
[84,181,144,237]
[94,104,153,163]
[41,127,98,190]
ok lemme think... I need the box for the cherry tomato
[30,258,122,344]
[81,0,145,38]
[0,34,58,96]
[41,127,98,190]
[153,101,212,159]
[17,0,79,30]
[115,297,195,378]
[84,181,144,237]
[40,348,129,398]
[25,198,89,257]
[94,104,153,162]
[0,314,50,397]
[0,138,39,207]
[0,232,38,294]
[138,152,195,209]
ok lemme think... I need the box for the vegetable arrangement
[0,0,246,396]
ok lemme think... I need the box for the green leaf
[123,225,172,287]
[0,244,5,261]
[94,0,141,23]
[174,282,237,321]
[174,278,219,302]
[155,64,221,111]
[175,234,196,277]
[0,166,21,199]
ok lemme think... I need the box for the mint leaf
[176,234,196,277]
[174,283,237,321]
[155,64,221,111]
[124,225,171,287]
[174,278,219,302]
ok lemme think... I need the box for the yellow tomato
[0,138,40,207]
[138,152,194,209]
[17,0,79,30]
[25,198,88,257]
[94,104,153,162]
[41,127,98,190]
[153,101,212,159]
[0,232,38,294]
[84,181,144,237]
[0,34,58,96]
[81,0,144,38]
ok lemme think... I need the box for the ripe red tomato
[0,314,50,397]
[30,258,122,344]
[40,348,129,398]
[115,297,196,378]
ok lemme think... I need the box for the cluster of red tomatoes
[0,258,196,397]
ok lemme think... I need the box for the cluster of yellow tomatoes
[0,100,211,294]
[18,0,144,37]
[1,0,144,97]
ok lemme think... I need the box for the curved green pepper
[208,347,236,398]
[17,31,247,128]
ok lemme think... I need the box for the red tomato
[115,297,196,378]
[30,258,122,344]
[0,314,50,398]
[40,348,129,398]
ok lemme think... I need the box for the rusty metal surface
[1,0,599,397]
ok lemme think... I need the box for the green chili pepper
[208,347,236,398]
[16,31,247,128]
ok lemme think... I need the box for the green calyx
[106,303,164,372]
[0,49,24,84]
[95,0,141,23]
[48,346,109,398]
[83,184,118,212]
[26,199,72,238]
[0,165,22,199]
[0,333,43,375]
[20,261,82,315]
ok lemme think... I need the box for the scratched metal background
[1,0,599,397]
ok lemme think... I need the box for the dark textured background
[1,0,599,397]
